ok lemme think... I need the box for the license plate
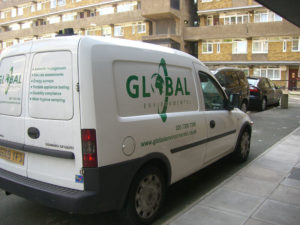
[0,145,25,165]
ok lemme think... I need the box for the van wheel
[122,166,166,225]
[233,130,250,162]
[240,101,248,113]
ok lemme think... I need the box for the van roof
[1,36,202,66]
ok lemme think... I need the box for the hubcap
[135,174,162,219]
[240,132,250,158]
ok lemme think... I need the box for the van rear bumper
[0,168,100,214]
[0,153,171,214]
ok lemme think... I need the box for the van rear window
[0,55,25,116]
[29,51,73,120]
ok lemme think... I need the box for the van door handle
[210,120,216,128]
[28,127,40,139]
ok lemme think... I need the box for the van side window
[199,72,225,110]
[0,55,25,116]
[29,51,73,120]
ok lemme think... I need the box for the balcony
[142,34,181,44]
[0,10,143,40]
[184,21,300,41]
[141,0,180,19]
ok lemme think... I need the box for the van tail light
[81,129,98,168]
[250,86,259,93]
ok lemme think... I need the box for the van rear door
[0,54,27,176]
[25,49,83,190]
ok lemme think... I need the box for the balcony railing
[0,10,143,40]
[184,21,300,41]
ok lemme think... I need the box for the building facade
[186,0,300,89]
[0,0,193,51]
[0,0,300,89]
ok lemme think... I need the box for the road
[1,95,300,225]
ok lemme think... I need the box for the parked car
[247,77,283,111]
[213,68,250,112]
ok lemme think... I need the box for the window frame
[252,39,268,54]
[202,41,213,54]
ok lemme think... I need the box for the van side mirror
[225,93,240,111]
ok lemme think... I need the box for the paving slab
[201,187,263,216]
[239,164,285,183]
[243,218,275,225]
[269,184,300,206]
[281,177,300,190]
[223,175,278,197]
[254,156,295,174]
[169,205,246,225]
[253,199,300,225]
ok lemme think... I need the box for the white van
[0,36,252,224]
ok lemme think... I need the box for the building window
[37,3,42,11]
[18,7,23,16]
[292,37,300,52]
[117,2,136,13]
[224,14,249,25]
[170,0,180,10]
[114,26,124,36]
[232,40,247,54]
[58,0,66,6]
[137,23,146,33]
[21,21,32,29]
[31,5,36,12]
[202,41,213,54]
[217,43,220,53]
[11,8,17,17]
[254,11,282,23]
[252,40,268,53]
[283,40,287,52]
[9,23,21,31]
[254,67,281,80]
[62,13,76,22]
[98,6,114,15]
[132,24,135,34]
[47,16,61,24]
[254,11,268,22]
[50,0,57,9]
[207,16,213,26]
[102,26,112,37]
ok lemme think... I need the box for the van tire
[233,129,250,163]
[121,166,166,225]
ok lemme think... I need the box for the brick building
[0,0,300,89]
[188,0,300,89]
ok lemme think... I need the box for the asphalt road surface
[1,95,300,225]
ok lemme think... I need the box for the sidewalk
[165,127,300,225]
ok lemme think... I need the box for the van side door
[198,72,237,164]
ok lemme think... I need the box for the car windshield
[248,79,259,86]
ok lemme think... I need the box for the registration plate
[0,145,25,165]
